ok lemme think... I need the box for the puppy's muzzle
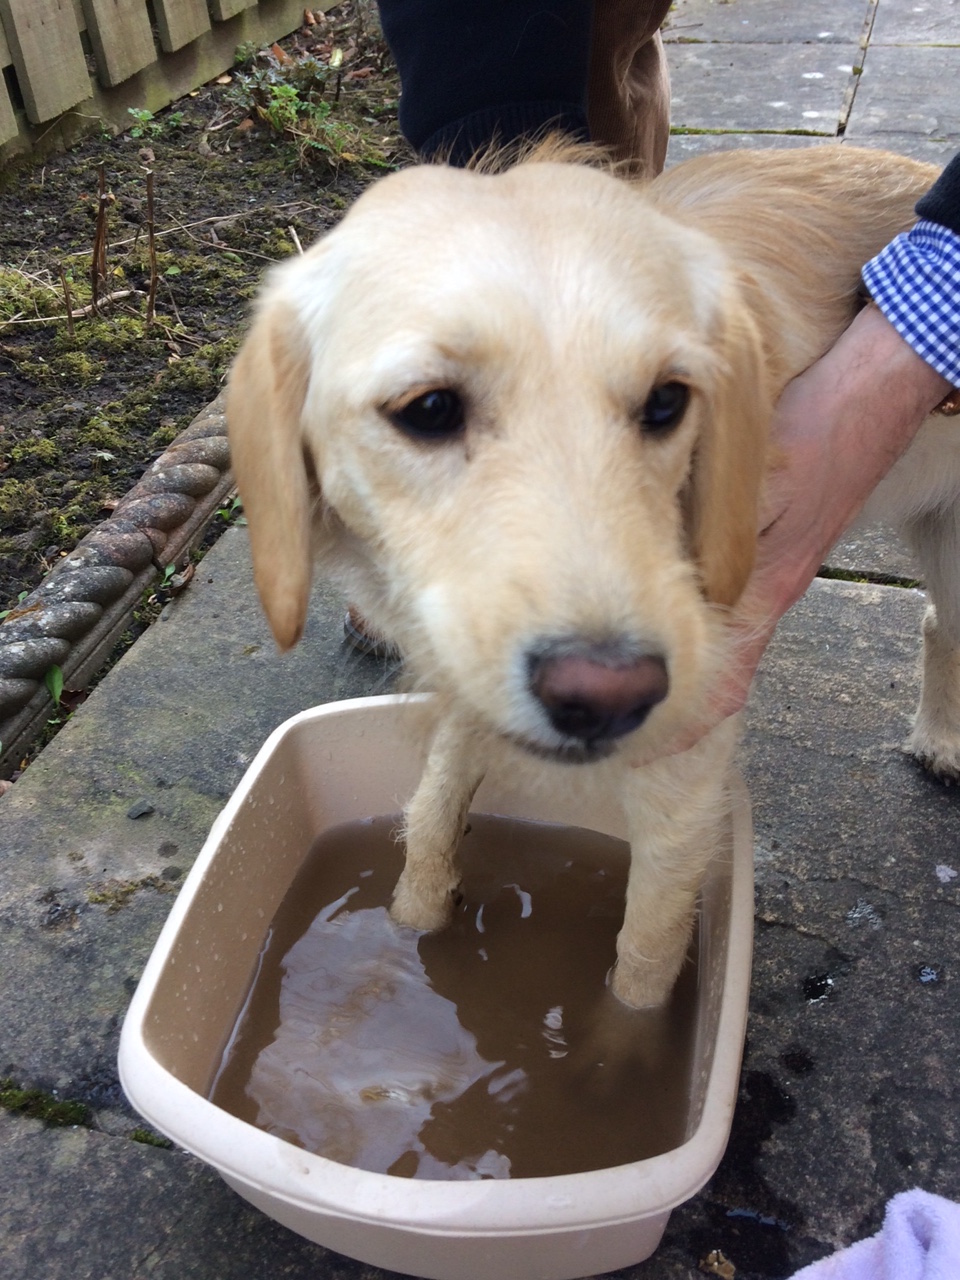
[528,639,669,745]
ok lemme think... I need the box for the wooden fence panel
[210,0,258,20]
[153,0,211,54]
[80,0,156,88]
[0,0,90,122]
[0,76,16,144]
[0,0,321,162]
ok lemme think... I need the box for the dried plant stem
[287,225,304,255]
[70,290,137,319]
[90,162,109,313]
[58,266,76,339]
[59,202,321,259]
[145,171,158,326]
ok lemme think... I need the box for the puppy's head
[227,160,770,760]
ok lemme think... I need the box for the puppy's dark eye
[389,388,465,440]
[640,381,690,434]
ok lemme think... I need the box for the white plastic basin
[119,694,753,1280]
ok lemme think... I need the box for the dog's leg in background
[904,505,960,780]
[613,717,740,1007]
[392,717,491,931]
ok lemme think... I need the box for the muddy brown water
[210,814,699,1180]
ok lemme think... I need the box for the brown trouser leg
[588,0,673,176]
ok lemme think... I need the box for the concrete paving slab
[0,527,396,1128]
[666,131,833,164]
[2,528,958,1279]
[844,44,960,144]
[667,42,859,134]
[826,526,919,582]
[841,131,958,164]
[0,1112,365,1280]
[664,0,870,46]
[870,0,960,45]
[732,577,960,1258]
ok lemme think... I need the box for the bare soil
[0,2,401,613]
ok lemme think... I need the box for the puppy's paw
[609,952,681,1011]
[390,871,458,932]
[904,725,960,784]
[611,957,670,1003]
[569,992,672,1095]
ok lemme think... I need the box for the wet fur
[228,144,960,1007]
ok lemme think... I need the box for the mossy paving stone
[843,44,960,145]
[664,0,869,46]
[0,527,390,1117]
[667,42,860,136]
[0,1112,374,1280]
[870,0,960,45]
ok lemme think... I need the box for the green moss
[148,419,184,449]
[264,227,300,258]
[86,874,175,913]
[130,1126,174,1148]
[817,566,922,590]
[51,349,104,384]
[17,357,57,384]
[670,126,832,137]
[80,314,146,353]
[0,266,61,323]
[0,1078,90,1126]
[160,358,219,394]
[10,438,60,464]
[78,416,130,451]
[47,509,82,542]
[159,336,239,396]
[0,478,42,527]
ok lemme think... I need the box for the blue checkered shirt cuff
[861,218,960,388]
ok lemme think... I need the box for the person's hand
[645,304,951,761]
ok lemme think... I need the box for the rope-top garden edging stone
[0,393,235,776]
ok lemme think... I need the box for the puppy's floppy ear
[227,295,313,650]
[686,299,770,607]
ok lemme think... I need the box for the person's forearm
[715,306,948,713]
[753,304,951,611]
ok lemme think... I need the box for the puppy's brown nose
[529,648,669,743]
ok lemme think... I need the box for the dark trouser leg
[376,0,593,163]
[377,1,672,171]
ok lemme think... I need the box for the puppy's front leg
[613,719,739,1008]
[903,507,960,780]
[906,605,960,779]
[391,716,489,931]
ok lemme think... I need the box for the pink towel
[790,1190,960,1279]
